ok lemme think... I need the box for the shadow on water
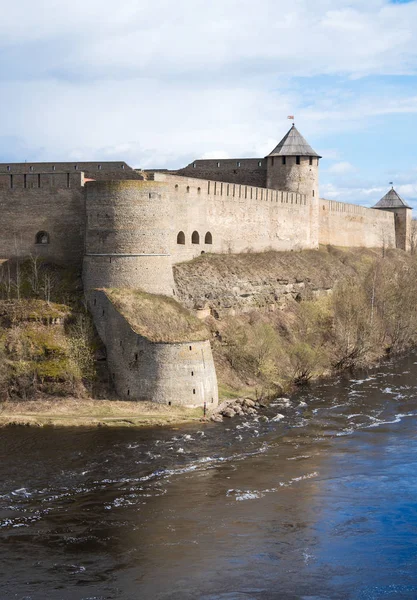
[2,353,417,599]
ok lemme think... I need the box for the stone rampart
[319,198,396,248]
[0,172,85,265]
[89,290,218,406]
[176,158,267,187]
[153,173,314,262]
[0,161,142,181]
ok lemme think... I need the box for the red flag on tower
[287,115,294,120]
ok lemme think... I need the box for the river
[2,353,417,599]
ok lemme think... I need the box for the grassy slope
[105,288,209,342]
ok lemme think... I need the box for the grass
[106,288,209,343]
[0,398,206,428]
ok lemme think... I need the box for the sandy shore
[0,398,207,428]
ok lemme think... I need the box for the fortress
[0,125,412,406]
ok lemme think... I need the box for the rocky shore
[210,396,302,423]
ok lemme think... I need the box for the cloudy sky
[1,0,417,207]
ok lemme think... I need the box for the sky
[1,0,417,208]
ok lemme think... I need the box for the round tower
[266,124,321,247]
[83,180,176,296]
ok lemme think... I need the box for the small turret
[373,187,412,251]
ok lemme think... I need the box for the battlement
[0,171,84,190]
[154,173,308,206]
[0,161,143,182]
[320,198,393,219]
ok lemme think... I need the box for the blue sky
[1,0,417,207]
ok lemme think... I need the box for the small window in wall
[309,157,313,166]
[98,164,102,170]
[30,166,34,172]
[7,166,10,172]
[258,161,262,167]
[282,156,286,165]
[52,165,56,171]
[217,162,220,167]
[204,231,212,244]
[121,164,125,169]
[193,389,196,395]
[189,345,192,351]
[296,156,300,165]
[186,186,190,193]
[193,163,197,168]
[177,231,186,245]
[74,165,78,170]
[237,161,241,167]
[175,184,179,191]
[35,231,50,245]
[312,190,315,197]
[191,231,200,244]
[197,187,201,194]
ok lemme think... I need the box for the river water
[2,354,417,600]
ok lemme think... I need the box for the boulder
[222,408,236,418]
[243,398,256,408]
[211,414,223,423]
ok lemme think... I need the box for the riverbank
[0,398,205,428]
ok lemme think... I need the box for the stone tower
[266,124,321,247]
[373,187,412,251]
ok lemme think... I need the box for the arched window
[204,232,212,244]
[177,231,185,245]
[191,231,200,244]
[35,231,50,245]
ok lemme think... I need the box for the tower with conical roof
[266,124,321,246]
[373,186,412,251]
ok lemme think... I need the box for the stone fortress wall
[319,198,396,248]
[0,125,411,406]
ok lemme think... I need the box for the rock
[211,414,223,423]
[271,413,285,422]
[298,401,307,408]
[246,407,257,416]
[243,398,256,408]
[222,408,236,418]
[259,415,269,422]
[276,397,291,408]
[234,408,244,416]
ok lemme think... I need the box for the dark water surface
[2,355,417,599]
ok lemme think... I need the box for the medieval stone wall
[319,198,396,248]
[153,173,314,263]
[0,161,142,181]
[176,158,267,187]
[89,290,218,406]
[0,172,85,265]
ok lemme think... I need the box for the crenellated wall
[89,290,218,406]
[175,157,267,188]
[319,198,396,248]
[0,172,85,265]
[153,173,314,262]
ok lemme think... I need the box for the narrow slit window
[296,156,300,165]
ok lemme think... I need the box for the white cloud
[1,0,417,181]
[328,161,356,174]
